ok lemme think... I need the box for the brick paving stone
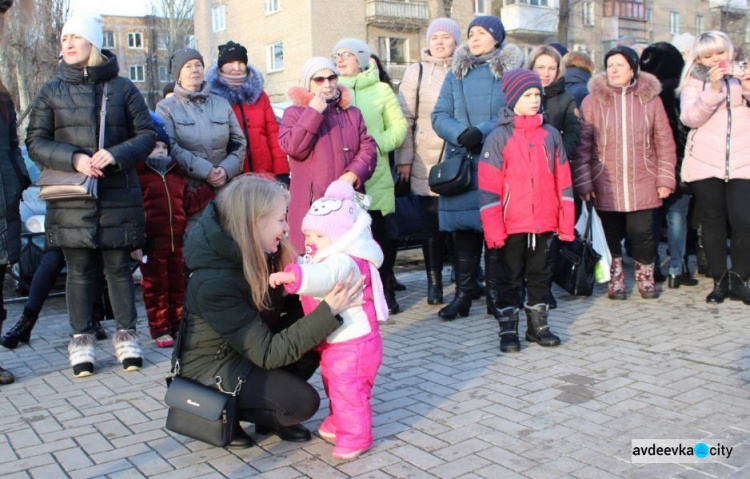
[28,463,68,478]
[427,454,492,479]
[67,458,134,479]
[382,461,440,479]
[53,447,94,472]
[129,450,175,476]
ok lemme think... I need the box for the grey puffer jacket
[156,82,246,189]
[26,51,154,249]
[0,95,30,265]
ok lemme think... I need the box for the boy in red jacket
[478,69,575,354]
[132,114,215,347]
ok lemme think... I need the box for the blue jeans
[665,194,691,275]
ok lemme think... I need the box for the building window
[127,32,143,49]
[264,0,280,14]
[212,5,226,32]
[102,31,115,49]
[474,0,487,14]
[669,11,681,35]
[129,65,144,82]
[695,15,704,35]
[378,37,408,64]
[156,35,167,51]
[583,1,595,26]
[503,0,550,6]
[159,65,168,82]
[267,42,284,72]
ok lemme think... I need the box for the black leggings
[237,351,322,427]
[691,178,750,280]
[598,209,655,264]
[370,210,396,282]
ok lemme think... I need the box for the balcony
[603,0,647,21]
[501,3,559,40]
[710,0,748,15]
[365,1,429,29]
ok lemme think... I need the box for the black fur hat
[640,42,685,82]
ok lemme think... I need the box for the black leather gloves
[457,127,483,154]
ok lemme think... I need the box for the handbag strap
[411,63,423,137]
[459,81,472,128]
[169,306,246,395]
[98,82,108,151]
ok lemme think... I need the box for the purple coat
[279,86,377,252]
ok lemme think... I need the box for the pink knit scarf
[220,71,248,87]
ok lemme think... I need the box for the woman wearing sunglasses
[278,57,377,253]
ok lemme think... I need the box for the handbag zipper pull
[223,410,227,424]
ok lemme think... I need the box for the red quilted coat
[136,158,215,252]
[478,110,575,249]
[206,65,289,176]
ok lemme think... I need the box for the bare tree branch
[149,0,193,61]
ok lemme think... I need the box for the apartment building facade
[101,15,173,109]
[193,0,497,102]
[193,0,749,103]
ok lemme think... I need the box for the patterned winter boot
[608,257,626,300]
[113,330,143,372]
[68,333,96,377]
[635,261,659,299]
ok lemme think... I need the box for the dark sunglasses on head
[312,74,339,85]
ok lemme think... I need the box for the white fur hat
[61,14,104,50]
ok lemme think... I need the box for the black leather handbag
[553,202,601,296]
[428,148,472,196]
[429,80,474,197]
[164,316,245,448]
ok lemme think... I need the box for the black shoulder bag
[164,313,246,447]
[553,202,601,296]
[428,81,472,196]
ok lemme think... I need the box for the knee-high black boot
[439,233,481,320]
[484,247,502,317]
[423,236,444,305]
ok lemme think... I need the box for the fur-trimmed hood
[286,85,352,109]
[451,43,524,81]
[205,64,264,105]
[587,71,662,105]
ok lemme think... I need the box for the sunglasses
[312,74,339,85]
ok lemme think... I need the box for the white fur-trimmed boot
[113,329,143,372]
[68,333,96,377]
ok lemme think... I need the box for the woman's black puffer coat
[26,50,155,249]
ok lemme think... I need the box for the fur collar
[205,64,264,105]
[451,43,524,81]
[587,71,662,105]
[689,64,711,83]
[286,85,352,109]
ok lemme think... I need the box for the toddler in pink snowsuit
[269,180,387,461]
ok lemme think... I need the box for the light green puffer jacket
[338,66,407,214]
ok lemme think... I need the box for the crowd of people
[1,9,748,461]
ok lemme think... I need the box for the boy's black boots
[497,306,520,353]
[524,303,560,347]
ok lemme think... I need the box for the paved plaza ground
[1,252,749,478]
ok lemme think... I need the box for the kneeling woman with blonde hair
[178,175,363,448]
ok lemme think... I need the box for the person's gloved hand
[457,127,483,153]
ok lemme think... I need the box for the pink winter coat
[574,72,677,212]
[680,66,750,182]
[278,86,377,252]
[395,48,452,196]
